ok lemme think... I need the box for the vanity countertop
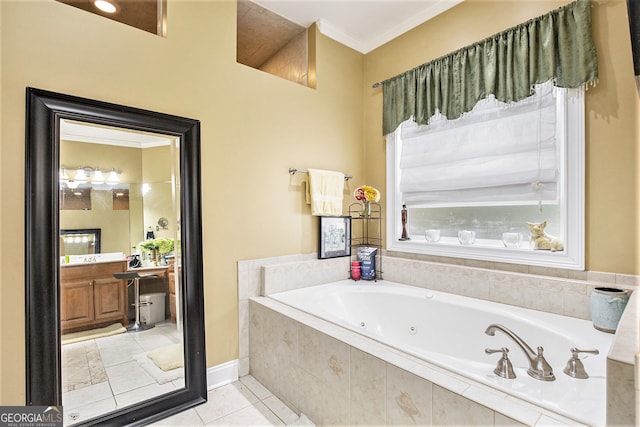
[61,252,127,267]
[129,265,168,271]
[61,259,127,268]
[127,265,170,277]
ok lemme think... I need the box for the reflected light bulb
[74,168,88,181]
[107,169,120,185]
[94,0,117,13]
[92,169,105,184]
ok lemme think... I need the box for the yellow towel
[306,169,345,216]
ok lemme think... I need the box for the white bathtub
[269,280,613,426]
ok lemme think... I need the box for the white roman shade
[397,81,559,207]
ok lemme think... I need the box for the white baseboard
[207,359,239,390]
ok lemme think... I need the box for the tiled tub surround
[238,255,350,376]
[381,256,639,321]
[250,297,585,426]
[268,280,614,425]
[238,254,639,425]
[606,287,638,426]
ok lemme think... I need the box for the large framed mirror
[25,87,206,425]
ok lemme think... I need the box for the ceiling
[252,0,464,54]
[61,120,171,148]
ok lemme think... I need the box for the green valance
[382,0,597,135]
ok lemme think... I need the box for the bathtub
[269,279,613,426]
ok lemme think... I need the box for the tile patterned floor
[63,322,305,426]
[150,375,308,426]
[62,320,183,425]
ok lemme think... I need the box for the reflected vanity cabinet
[60,260,129,333]
[167,256,178,323]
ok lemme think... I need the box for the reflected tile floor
[63,324,311,426]
[62,320,182,425]
[150,376,312,426]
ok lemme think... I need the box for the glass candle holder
[502,232,522,248]
[458,230,476,245]
[425,229,441,243]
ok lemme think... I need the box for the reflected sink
[62,252,126,265]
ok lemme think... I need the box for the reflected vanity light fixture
[59,165,121,187]
[92,169,105,184]
[107,168,120,185]
[74,167,88,182]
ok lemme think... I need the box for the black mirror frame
[25,87,207,425]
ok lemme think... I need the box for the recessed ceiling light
[94,0,118,14]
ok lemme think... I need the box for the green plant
[155,238,174,254]
[138,238,174,254]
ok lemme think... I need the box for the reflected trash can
[139,292,166,325]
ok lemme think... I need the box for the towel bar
[289,167,352,181]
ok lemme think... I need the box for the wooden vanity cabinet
[167,257,179,323]
[60,260,128,333]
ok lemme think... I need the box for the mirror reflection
[58,119,184,424]
[60,229,102,256]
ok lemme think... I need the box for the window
[386,81,585,269]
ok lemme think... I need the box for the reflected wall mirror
[60,229,101,255]
[26,87,206,425]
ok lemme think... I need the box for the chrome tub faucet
[485,323,555,381]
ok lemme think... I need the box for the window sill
[387,236,584,270]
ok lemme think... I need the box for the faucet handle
[571,348,600,356]
[528,346,555,381]
[485,347,516,379]
[563,347,599,379]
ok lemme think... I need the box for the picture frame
[319,216,352,259]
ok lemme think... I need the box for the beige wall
[142,145,175,242]
[364,0,639,275]
[0,0,364,403]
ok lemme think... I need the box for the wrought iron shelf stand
[349,202,383,281]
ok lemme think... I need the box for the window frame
[386,87,585,270]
